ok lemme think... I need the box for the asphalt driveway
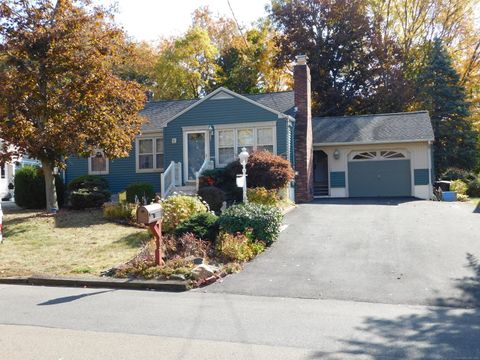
[204,199,480,307]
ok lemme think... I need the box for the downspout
[427,140,433,197]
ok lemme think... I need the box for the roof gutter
[313,139,435,147]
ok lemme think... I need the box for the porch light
[95,151,103,158]
[208,125,214,136]
[239,147,249,166]
[333,149,340,160]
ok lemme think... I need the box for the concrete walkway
[205,199,480,308]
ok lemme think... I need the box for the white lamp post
[238,147,249,203]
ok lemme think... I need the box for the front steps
[314,182,329,197]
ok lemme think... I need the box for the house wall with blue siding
[65,151,161,194]
[65,94,292,192]
[164,95,290,183]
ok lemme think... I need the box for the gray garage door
[348,160,411,197]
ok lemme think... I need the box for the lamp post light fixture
[238,147,249,203]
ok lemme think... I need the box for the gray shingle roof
[313,111,434,144]
[140,91,295,131]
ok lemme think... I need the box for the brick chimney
[293,55,314,202]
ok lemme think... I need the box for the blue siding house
[65,87,296,196]
[65,55,434,201]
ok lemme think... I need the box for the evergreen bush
[14,166,64,209]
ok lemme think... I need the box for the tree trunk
[41,160,58,213]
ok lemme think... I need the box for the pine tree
[417,39,478,174]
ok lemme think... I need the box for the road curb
[0,276,189,292]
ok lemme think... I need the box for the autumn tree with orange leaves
[0,0,146,212]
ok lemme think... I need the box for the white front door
[184,131,209,182]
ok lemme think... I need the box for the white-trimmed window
[136,136,164,172]
[215,124,276,167]
[88,150,109,175]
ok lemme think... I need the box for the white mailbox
[137,203,163,224]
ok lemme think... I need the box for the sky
[95,0,270,43]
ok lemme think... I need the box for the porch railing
[195,158,214,191]
[161,161,182,198]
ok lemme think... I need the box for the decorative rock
[191,264,217,281]
[169,274,186,281]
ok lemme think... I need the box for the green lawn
[0,207,150,277]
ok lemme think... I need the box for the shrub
[70,190,108,209]
[160,195,208,233]
[175,212,219,242]
[67,175,108,192]
[218,203,283,245]
[224,151,294,190]
[197,186,225,212]
[68,175,110,209]
[198,168,226,188]
[450,179,468,195]
[125,182,155,204]
[441,167,476,182]
[103,203,138,222]
[247,187,279,206]
[216,231,255,262]
[14,166,64,209]
[467,177,480,197]
[165,232,210,259]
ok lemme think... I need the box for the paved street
[207,199,480,307]
[1,199,480,359]
[1,284,479,359]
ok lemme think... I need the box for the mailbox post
[137,204,164,266]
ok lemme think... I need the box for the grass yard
[0,207,150,277]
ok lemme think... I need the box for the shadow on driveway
[311,197,418,206]
[317,253,480,359]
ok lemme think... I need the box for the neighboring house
[65,55,435,201]
[0,153,40,199]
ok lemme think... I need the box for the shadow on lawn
[54,209,106,228]
[314,253,480,359]
[113,232,150,248]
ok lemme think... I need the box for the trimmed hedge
[125,182,155,204]
[68,175,110,209]
[14,166,64,209]
[218,203,283,245]
[175,212,219,242]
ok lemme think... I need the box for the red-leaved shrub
[224,151,294,190]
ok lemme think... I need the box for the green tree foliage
[154,27,220,99]
[417,39,478,173]
[153,7,289,98]
[269,0,409,116]
[0,0,145,211]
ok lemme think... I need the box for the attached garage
[347,150,411,197]
[311,111,435,200]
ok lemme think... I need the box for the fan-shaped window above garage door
[350,150,408,161]
[352,151,377,160]
[380,150,406,159]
